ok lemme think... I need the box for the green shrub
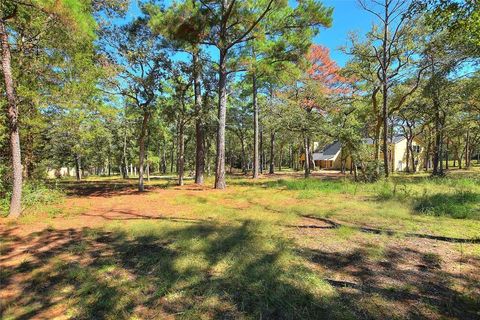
[358,160,383,183]
[414,191,480,219]
[0,161,10,200]
[375,181,415,201]
[0,181,64,217]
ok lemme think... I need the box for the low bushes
[0,181,64,217]
[414,191,480,220]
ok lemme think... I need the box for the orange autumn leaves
[301,45,352,112]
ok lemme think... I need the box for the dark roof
[323,141,342,156]
[364,135,405,145]
[313,141,341,161]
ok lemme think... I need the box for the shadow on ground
[299,244,480,319]
[54,179,170,197]
[0,222,342,319]
[1,220,479,319]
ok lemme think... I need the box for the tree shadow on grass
[2,221,480,319]
[0,222,353,320]
[54,179,175,197]
[299,244,480,320]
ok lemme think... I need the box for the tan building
[309,135,424,172]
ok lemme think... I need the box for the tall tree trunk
[269,131,275,174]
[432,110,442,175]
[405,139,411,173]
[464,130,470,168]
[353,158,358,181]
[290,145,295,170]
[161,146,167,174]
[122,125,128,179]
[75,154,82,181]
[138,110,149,192]
[170,138,175,173]
[206,137,211,176]
[309,138,315,171]
[303,134,310,178]
[278,145,283,171]
[193,52,205,185]
[241,136,247,174]
[381,1,390,178]
[1,19,22,218]
[260,126,264,173]
[410,144,416,172]
[214,48,227,189]
[372,87,381,175]
[445,139,449,169]
[424,137,430,171]
[177,121,185,186]
[252,72,260,179]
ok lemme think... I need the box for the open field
[1,168,480,319]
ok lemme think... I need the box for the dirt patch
[290,222,480,320]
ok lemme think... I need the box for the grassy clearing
[1,221,349,319]
[1,168,480,319]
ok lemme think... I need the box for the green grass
[2,168,480,319]
[414,191,480,219]
[2,221,350,319]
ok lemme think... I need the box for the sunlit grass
[2,168,480,319]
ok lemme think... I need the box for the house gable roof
[364,135,405,145]
[313,141,341,161]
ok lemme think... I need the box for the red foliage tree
[307,45,350,94]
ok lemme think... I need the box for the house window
[413,145,421,153]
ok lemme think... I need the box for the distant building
[302,135,424,172]
[46,167,75,179]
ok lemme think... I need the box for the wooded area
[1,0,479,217]
[0,0,479,319]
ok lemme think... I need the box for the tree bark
[445,139,449,169]
[381,1,390,178]
[241,136,247,174]
[410,144,416,172]
[138,110,149,192]
[372,87,381,175]
[161,145,167,174]
[464,130,470,168]
[252,72,260,179]
[75,154,82,181]
[214,48,227,189]
[278,144,283,172]
[177,122,185,186]
[405,138,411,173]
[269,131,275,174]
[193,52,205,185]
[122,125,128,179]
[170,138,175,173]
[303,134,310,178]
[432,108,442,175]
[260,126,264,173]
[1,19,22,218]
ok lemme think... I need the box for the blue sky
[318,0,374,66]
[125,0,375,67]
